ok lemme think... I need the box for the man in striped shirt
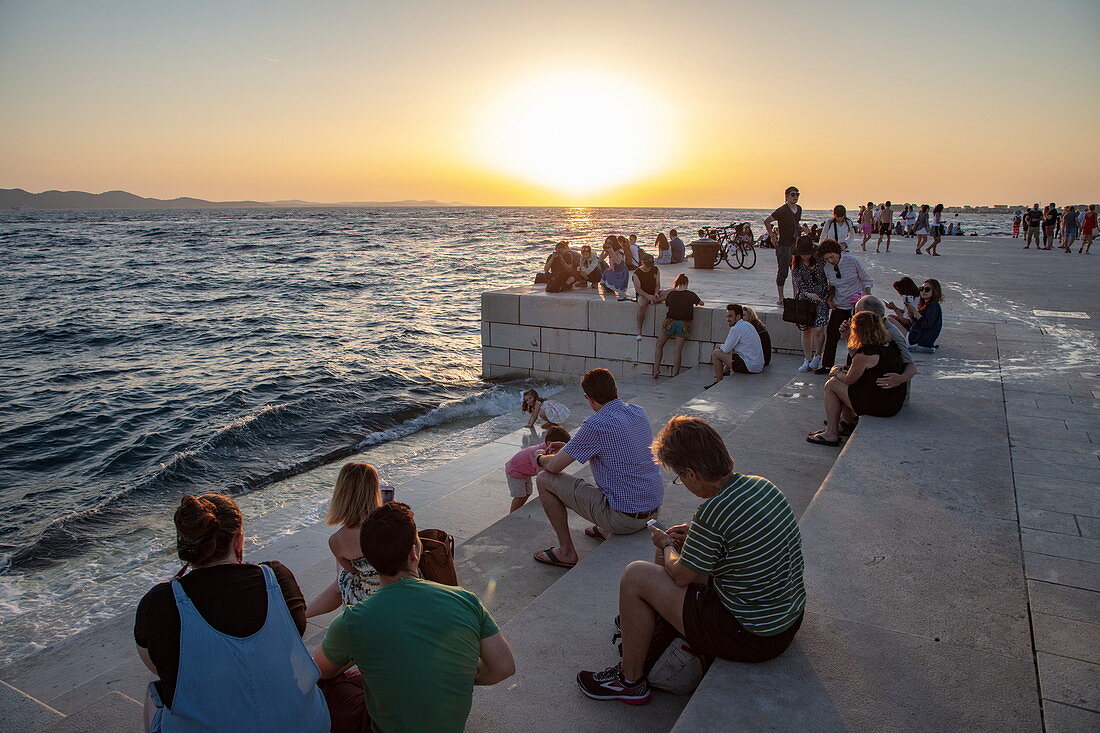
[577,416,804,704]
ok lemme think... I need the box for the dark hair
[726,303,744,318]
[785,186,799,196]
[832,204,846,219]
[892,277,920,297]
[543,425,571,443]
[673,273,688,287]
[652,416,734,482]
[555,240,569,250]
[816,239,842,257]
[669,229,678,236]
[920,204,929,213]
[359,502,417,576]
[581,368,618,405]
[885,200,892,206]
[933,203,943,215]
[175,494,242,565]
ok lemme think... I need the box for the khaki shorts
[541,472,652,535]
[507,474,533,498]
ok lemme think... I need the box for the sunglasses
[788,192,800,197]
[833,265,842,278]
[920,286,932,292]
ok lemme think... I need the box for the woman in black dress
[807,311,905,446]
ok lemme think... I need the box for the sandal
[704,380,721,390]
[585,526,607,542]
[806,431,840,447]
[839,419,858,437]
[534,547,576,569]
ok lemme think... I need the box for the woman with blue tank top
[135,494,329,732]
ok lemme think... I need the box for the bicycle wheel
[724,239,742,269]
[740,243,757,270]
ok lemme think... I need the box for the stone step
[467,358,840,732]
[672,322,1043,732]
[44,691,142,733]
[0,680,64,730]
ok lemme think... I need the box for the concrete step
[467,357,840,733]
[0,680,64,730]
[44,691,143,733]
[672,322,1043,732]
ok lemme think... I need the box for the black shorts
[730,354,751,373]
[682,582,802,663]
[878,223,892,235]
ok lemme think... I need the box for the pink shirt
[506,443,546,478]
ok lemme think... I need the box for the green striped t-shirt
[679,473,805,636]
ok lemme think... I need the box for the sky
[1,0,1098,209]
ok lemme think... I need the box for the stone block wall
[481,291,807,380]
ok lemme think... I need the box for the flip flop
[585,526,607,542]
[839,419,858,437]
[704,380,721,390]
[806,432,840,447]
[534,547,576,569]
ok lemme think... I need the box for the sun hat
[792,236,816,256]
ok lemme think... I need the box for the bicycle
[711,224,757,270]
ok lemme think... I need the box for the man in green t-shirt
[313,503,515,732]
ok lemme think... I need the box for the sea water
[0,205,1005,663]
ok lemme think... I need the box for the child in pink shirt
[505,425,570,513]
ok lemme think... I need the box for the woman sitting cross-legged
[576,416,805,704]
[135,494,329,732]
[807,311,906,447]
[904,278,944,353]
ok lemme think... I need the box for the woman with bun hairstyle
[134,494,329,732]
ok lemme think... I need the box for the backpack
[417,528,458,586]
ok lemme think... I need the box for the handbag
[782,297,816,327]
[417,528,458,586]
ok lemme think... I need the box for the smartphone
[646,518,669,533]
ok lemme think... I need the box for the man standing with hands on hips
[763,186,802,306]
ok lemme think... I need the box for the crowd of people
[135,366,810,730]
[1014,203,1096,254]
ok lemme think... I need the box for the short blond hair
[326,462,382,528]
[652,416,734,482]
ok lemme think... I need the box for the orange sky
[1,1,1098,208]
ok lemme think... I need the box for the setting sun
[472,70,673,196]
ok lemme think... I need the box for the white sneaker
[798,359,812,372]
[809,354,822,370]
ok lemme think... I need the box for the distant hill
[0,188,467,210]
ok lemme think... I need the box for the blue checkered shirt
[562,398,664,513]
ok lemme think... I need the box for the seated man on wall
[576,416,805,704]
[706,304,765,389]
[313,503,515,733]
[533,368,664,569]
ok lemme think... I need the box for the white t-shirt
[719,320,764,373]
[630,244,641,263]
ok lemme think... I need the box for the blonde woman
[807,311,905,447]
[305,462,385,616]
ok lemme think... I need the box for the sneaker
[798,359,811,372]
[809,354,822,370]
[576,663,651,705]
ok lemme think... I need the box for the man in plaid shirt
[533,369,664,568]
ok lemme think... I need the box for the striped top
[679,474,805,636]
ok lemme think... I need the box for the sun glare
[473,70,672,197]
